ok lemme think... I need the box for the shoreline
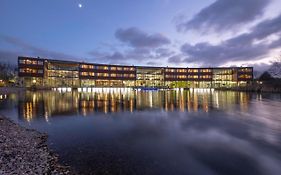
[0,115,74,175]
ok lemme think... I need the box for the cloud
[168,55,184,64]
[0,35,77,64]
[177,0,271,33]
[88,27,174,65]
[115,27,171,48]
[0,50,21,64]
[179,14,281,66]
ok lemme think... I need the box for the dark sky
[0,0,280,70]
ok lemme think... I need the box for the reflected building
[18,56,253,88]
[17,90,252,121]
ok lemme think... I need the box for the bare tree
[268,53,281,78]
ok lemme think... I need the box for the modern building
[18,56,253,88]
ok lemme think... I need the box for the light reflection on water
[10,89,253,121]
[1,90,281,175]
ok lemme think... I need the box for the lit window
[201,69,211,73]
[81,72,89,76]
[124,67,133,71]
[111,67,117,71]
[111,73,117,77]
[188,69,199,73]
[177,69,187,73]
[188,75,198,79]
[20,68,37,73]
[117,67,123,71]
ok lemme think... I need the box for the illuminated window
[201,69,211,73]
[129,74,135,77]
[166,69,176,72]
[111,67,117,71]
[188,69,199,73]
[177,69,187,73]
[81,72,89,76]
[200,75,211,79]
[19,59,44,65]
[20,68,37,73]
[165,75,176,78]
[239,68,252,73]
[178,75,187,79]
[81,64,94,69]
[239,75,252,79]
[124,67,134,71]
[89,72,95,76]
[111,73,117,77]
[97,73,109,77]
[188,75,199,79]
[117,67,123,71]
[81,65,86,69]
[97,66,109,70]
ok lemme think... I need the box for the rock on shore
[0,115,74,175]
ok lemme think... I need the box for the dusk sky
[1,0,281,70]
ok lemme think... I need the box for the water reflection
[1,90,281,175]
[15,89,252,122]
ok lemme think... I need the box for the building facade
[18,56,253,88]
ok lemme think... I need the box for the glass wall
[136,68,164,87]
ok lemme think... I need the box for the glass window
[177,69,187,73]
[188,69,199,73]
[19,60,25,64]
[117,67,123,71]
[111,67,117,71]
[81,72,88,76]
[38,61,44,65]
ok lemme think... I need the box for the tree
[268,53,281,78]
[0,63,16,82]
[259,71,274,81]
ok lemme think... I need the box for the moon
[78,3,83,8]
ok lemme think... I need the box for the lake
[1,89,281,175]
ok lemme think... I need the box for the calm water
[1,89,281,175]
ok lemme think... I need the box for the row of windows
[48,70,79,78]
[188,69,212,73]
[238,75,252,79]
[165,69,187,73]
[213,69,233,75]
[238,68,252,73]
[19,68,43,74]
[80,72,135,78]
[19,59,44,65]
[165,75,212,79]
[80,64,135,71]
[165,69,213,73]
[188,75,212,79]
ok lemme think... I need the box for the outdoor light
[32,79,37,84]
